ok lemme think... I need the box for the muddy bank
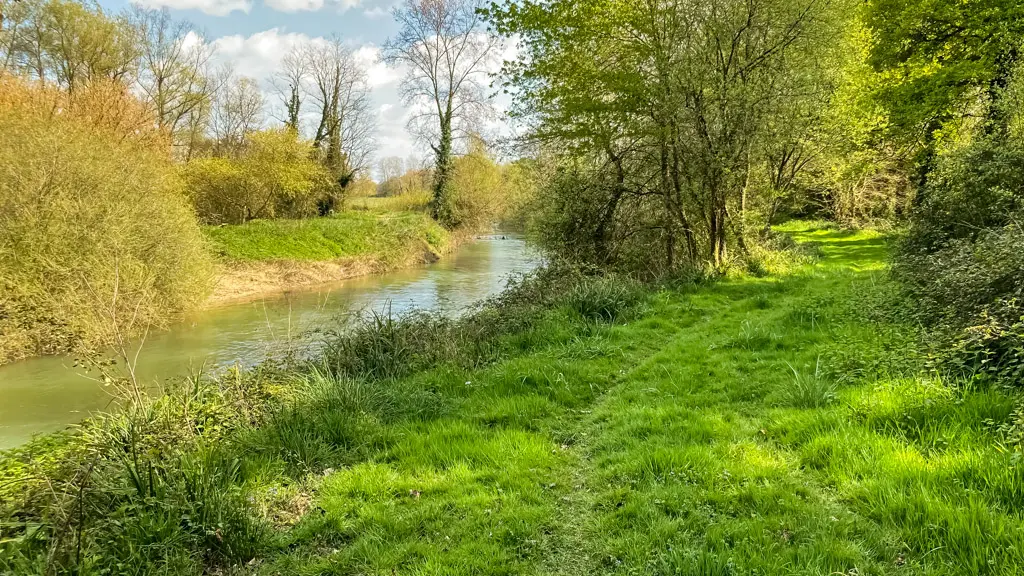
[205,238,458,306]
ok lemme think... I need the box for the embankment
[204,211,455,305]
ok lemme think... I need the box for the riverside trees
[383,0,500,228]
[486,0,840,270]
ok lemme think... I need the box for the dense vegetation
[0,76,213,364]
[3,0,1024,572]
[8,225,1024,575]
[0,0,518,362]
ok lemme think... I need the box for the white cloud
[353,45,402,88]
[264,0,323,11]
[132,0,251,16]
[211,29,317,80]
[363,5,388,18]
[262,0,361,12]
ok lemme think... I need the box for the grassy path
[259,224,1024,575]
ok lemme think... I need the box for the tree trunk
[432,112,455,227]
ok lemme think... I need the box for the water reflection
[0,235,539,449]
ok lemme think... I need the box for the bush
[0,76,214,363]
[446,138,505,231]
[184,129,340,224]
[893,135,1024,383]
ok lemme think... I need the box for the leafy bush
[893,134,1024,383]
[446,138,505,231]
[0,75,213,363]
[184,129,339,224]
[526,163,677,275]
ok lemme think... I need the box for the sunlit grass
[203,210,448,262]
[9,221,1024,574]
[237,221,1024,575]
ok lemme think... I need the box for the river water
[0,235,539,450]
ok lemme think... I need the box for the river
[0,235,540,450]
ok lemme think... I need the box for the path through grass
[256,223,1024,575]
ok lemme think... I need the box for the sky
[95,0,450,173]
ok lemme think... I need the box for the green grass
[347,192,432,213]
[235,221,1024,575]
[203,210,448,263]
[8,221,1024,575]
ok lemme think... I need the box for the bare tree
[269,45,306,131]
[378,155,404,183]
[303,37,376,185]
[130,7,217,158]
[383,0,500,226]
[212,73,264,154]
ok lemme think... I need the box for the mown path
[262,224,1024,575]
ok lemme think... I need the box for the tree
[378,155,404,185]
[864,0,1024,188]
[487,0,836,267]
[300,37,376,186]
[270,45,305,131]
[211,73,264,154]
[22,0,139,92]
[383,0,500,227]
[130,6,217,158]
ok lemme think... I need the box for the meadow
[5,222,1021,575]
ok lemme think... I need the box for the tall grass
[348,192,433,213]
[0,263,647,574]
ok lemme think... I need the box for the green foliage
[0,366,282,574]
[184,128,340,225]
[446,137,505,232]
[864,0,1024,140]
[893,127,1024,384]
[487,0,843,269]
[10,223,1024,575]
[0,76,213,364]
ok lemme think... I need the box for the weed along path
[259,224,1024,575]
[0,236,538,449]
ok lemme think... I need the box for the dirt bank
[204,238,456,307]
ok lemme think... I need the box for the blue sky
[96,0,432,170]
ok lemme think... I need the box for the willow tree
[383,0,500,228]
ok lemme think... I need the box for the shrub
[184,128,339,224]
[893,134,1024,384]
[0,75,214,363]
[447,138,505,231]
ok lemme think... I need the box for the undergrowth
[5,222,1024,575]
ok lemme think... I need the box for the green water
[0,236,539,449]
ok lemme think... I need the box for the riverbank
[204,211,456,305]
[0,209,457,365]
[5,222,1024,574]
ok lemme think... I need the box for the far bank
[203,209,465,306]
